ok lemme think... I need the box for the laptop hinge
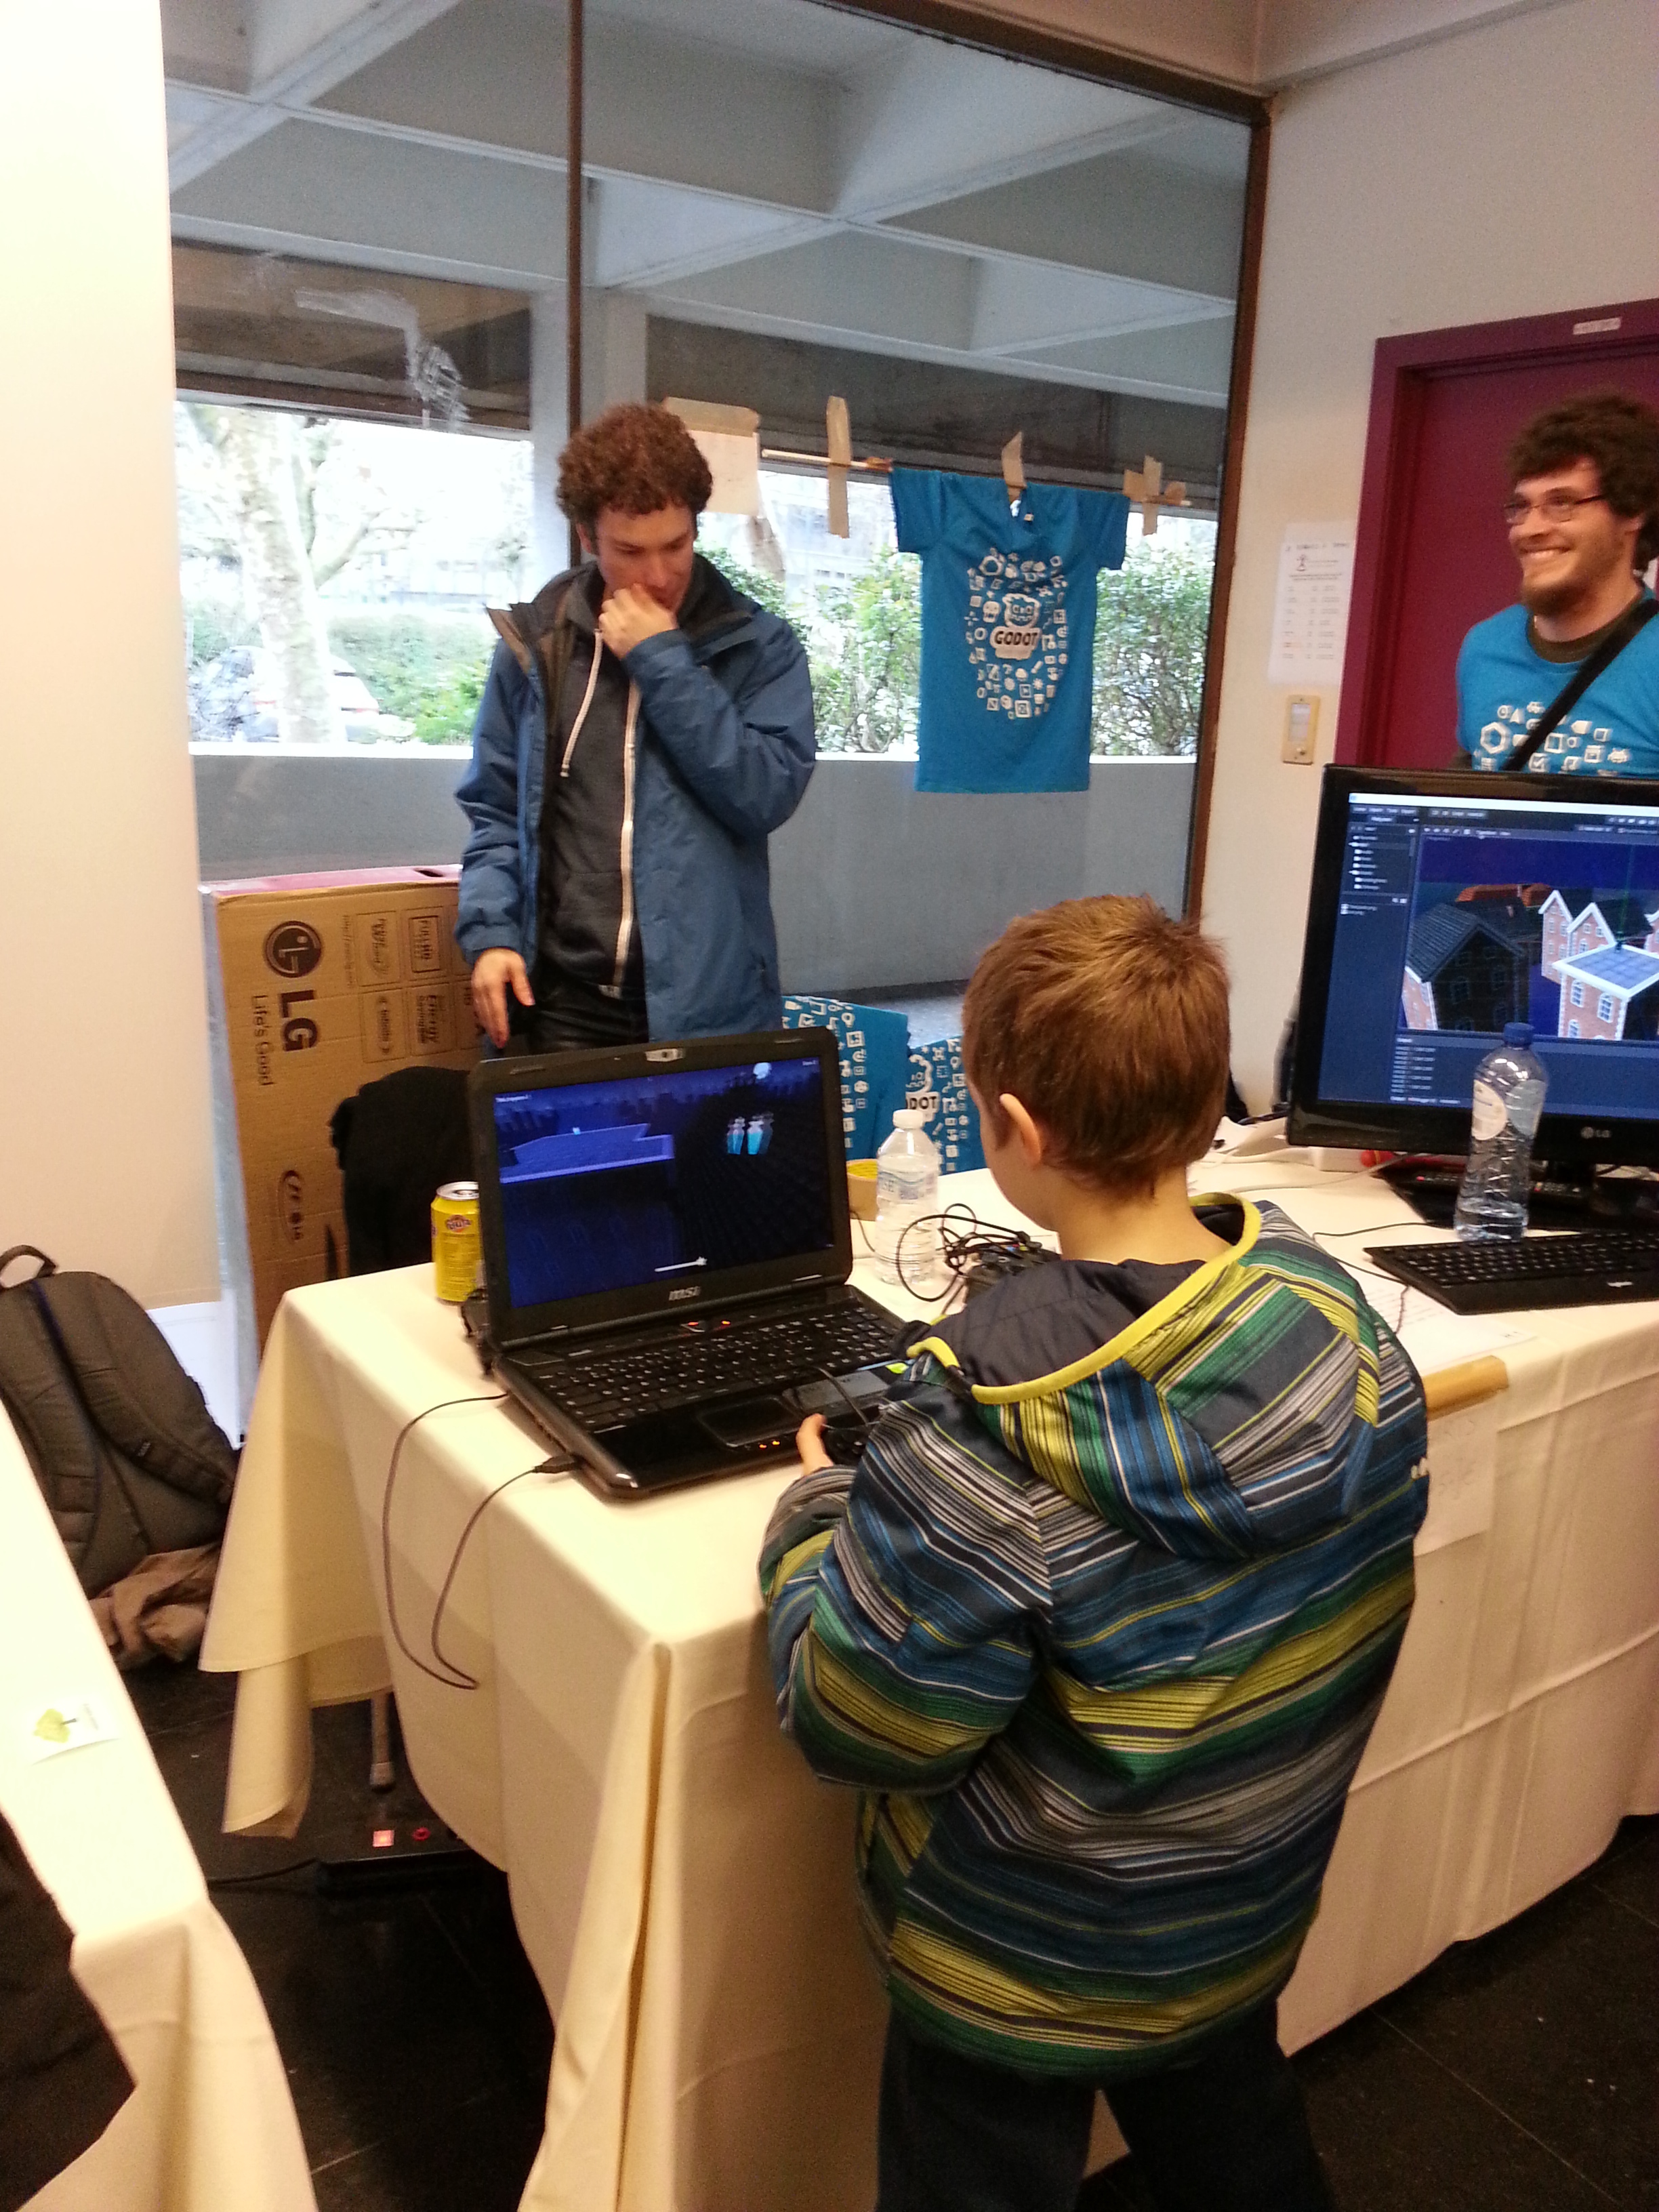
[501,1275,846,1355]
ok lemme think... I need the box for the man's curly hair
[1507,390,1659,571]
[556,403,714,531]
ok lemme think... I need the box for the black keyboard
[517,1300,905,1430]
[1365,1227,1659,1314]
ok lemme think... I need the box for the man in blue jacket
[455,403,815,1050]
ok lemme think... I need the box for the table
[201,1160,1659,2212]
[0,1409,315,2212]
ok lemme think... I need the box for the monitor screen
[489,1053,836,1312]
[1290,769,1659,1164]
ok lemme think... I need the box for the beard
[1518,569,1579,618]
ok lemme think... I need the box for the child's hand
[795,1413,834,1471]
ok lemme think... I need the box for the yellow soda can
[432,1181,482,1302]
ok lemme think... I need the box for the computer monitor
[1288,767,1659,1170]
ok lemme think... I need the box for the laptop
[468,1027,912,1499]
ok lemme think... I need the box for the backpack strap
[1507,596,1658,771]
[0,1281,145,1589]
[29,1274,237,1509]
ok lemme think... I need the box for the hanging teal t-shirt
[1456,598,1659,775]
[891,469,1129,792]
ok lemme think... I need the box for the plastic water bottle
[1454,1023,1549,1240]
[873,1110,945,1291]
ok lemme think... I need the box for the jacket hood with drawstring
[761,1196,1429,2077]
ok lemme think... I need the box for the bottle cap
[1501,1022,1534,1046]
[893,1109,926,1129]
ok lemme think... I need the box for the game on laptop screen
[491,1055,836,1311]
[1317,786,1659,1123]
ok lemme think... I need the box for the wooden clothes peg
[826,396,852,539]
[1002,432,1026,504]
[1123,453,1189,536]
[757,397,892,535]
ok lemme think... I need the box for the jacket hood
[914,1197,1388,1562]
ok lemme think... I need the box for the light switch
[1282,694,1319,764]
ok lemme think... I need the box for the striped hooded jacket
[760,1197,1429,2077]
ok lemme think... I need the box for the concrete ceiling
[163,0,1250,412]
[161,0,1572,414]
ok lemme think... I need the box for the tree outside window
[178,401,529,749]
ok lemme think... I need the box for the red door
[1336,300,1659,771]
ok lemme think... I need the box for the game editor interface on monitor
[1319,788,1659,1122]
[492,1056,835,1309]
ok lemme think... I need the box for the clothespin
[1122,453,1188,536]
[826,396,852,539]
[758,401,893,523]
[1002,432,1026,506]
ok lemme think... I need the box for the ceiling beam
[167,0,463,190]
[886,144,1244,300]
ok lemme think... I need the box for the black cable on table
[380,1393,572,1693]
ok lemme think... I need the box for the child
[760,895,1428,2212]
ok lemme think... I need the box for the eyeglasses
[1502,491,1607,527]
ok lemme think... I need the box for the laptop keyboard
[518,1301,906,1430]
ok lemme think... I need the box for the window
[1599,993,1616,1022]
[700,485,1216,760]
[1568,1021,1581,1037]
[165,0,1254,895]
[1570,981,1584,1006]
[178,401,530,751]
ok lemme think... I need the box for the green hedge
[327,614,493,745]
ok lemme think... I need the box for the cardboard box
[203,867,481,1421]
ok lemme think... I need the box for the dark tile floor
[129,1660,1656,2212]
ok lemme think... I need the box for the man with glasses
[1454,390,1659,774]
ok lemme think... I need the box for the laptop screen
[489,1052,836,1312]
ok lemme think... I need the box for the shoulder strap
[28,1274,237,1509]
[0,1278,144,1589]
[1507,596,1658,771]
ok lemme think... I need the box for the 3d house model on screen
[1402,880,1659,1043]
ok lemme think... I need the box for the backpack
[0,1247,237,1599]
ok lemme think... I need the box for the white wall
[772,759,1196,991]
[0,2,218,1304]
[1201,0,1659,1103]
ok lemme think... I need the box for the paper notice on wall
[1267,524,1355,687]
[662,398,762,517]
[693,429,761,516]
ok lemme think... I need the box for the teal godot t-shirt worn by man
[891,468,1129,793]
[1457,598,1659,775]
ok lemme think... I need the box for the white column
[0,0,218,1305]
[584,291,649,415]
[531,283,651,584]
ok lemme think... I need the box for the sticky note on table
[1416,1396,1498,1555]
[23,1694,119,1763]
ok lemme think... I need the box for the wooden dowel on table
[1421,1354,1509,1419]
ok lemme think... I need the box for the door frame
[1333,295,1659,766]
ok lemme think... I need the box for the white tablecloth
[1,1410,315,2212]
[200,1161,1659,2212]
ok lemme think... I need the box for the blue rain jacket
[455,559,815,1040]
